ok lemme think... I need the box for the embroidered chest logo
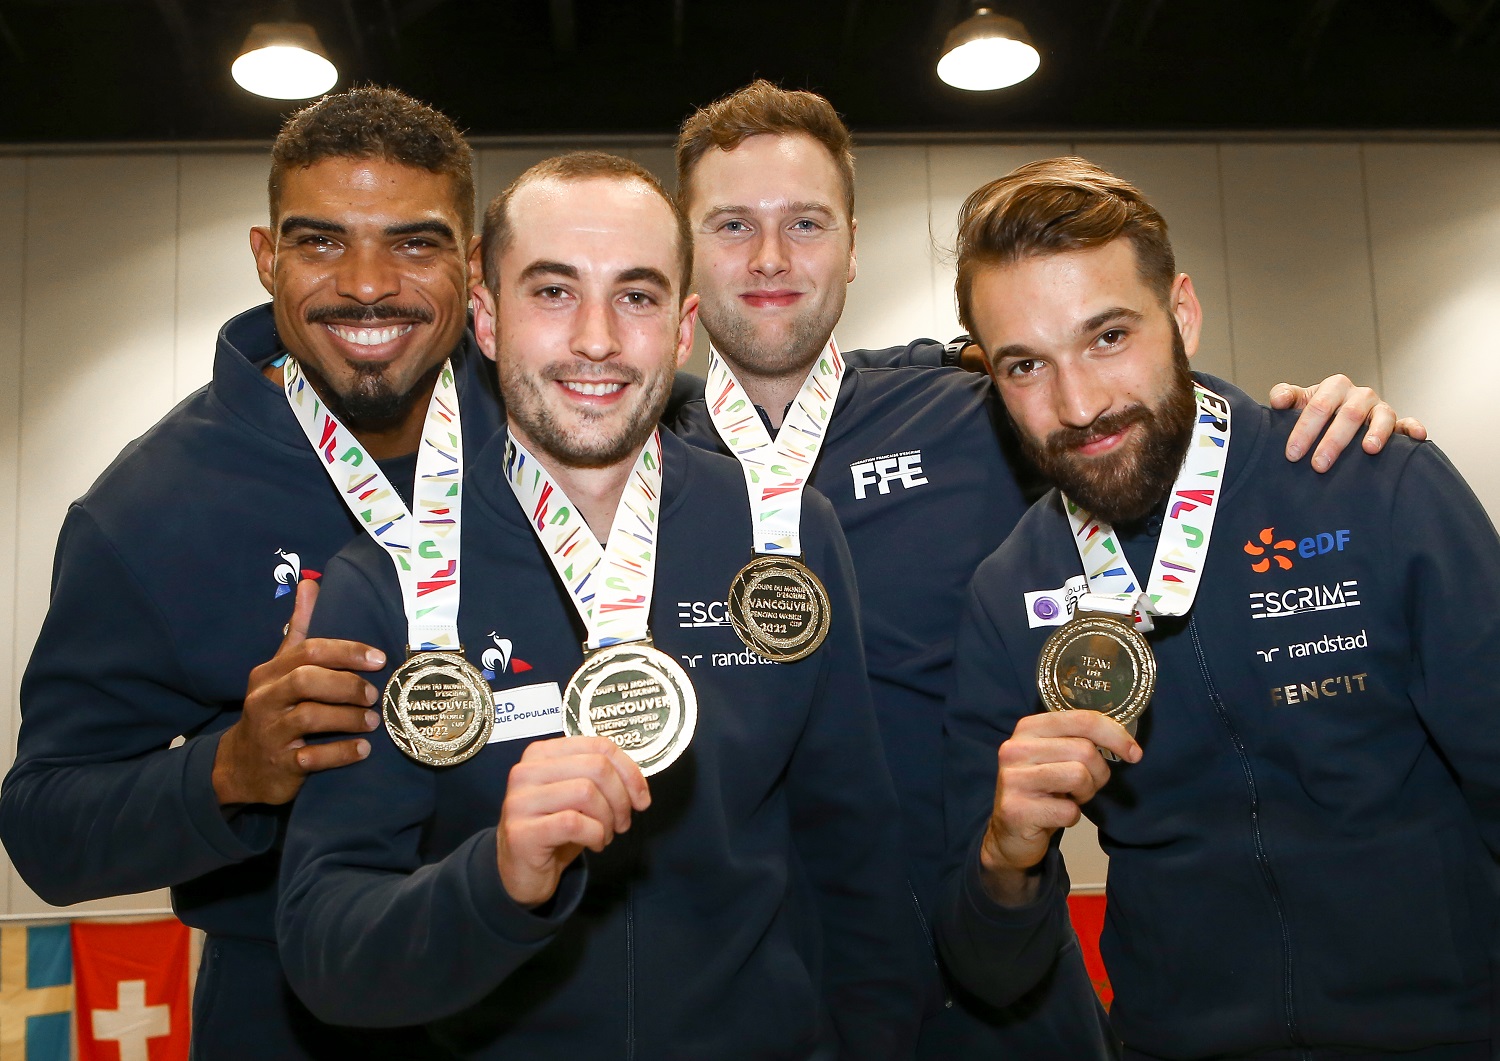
[272,549,320,599]
[850,450,928,500]
[1244,526,1351,573]
[481,632,533,681]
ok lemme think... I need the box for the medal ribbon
[504,430,663,650]
[283,357,465,651]
[705,340,844,556]
[1064,383,1232,628]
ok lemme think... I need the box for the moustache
[305,303,435,326]
[539,363,644,385]
[1043,405,1150,457]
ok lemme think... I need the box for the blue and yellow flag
[0,924,72,1061]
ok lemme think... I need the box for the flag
[73,920,190,1061]
[0,923,72,1061]
[1067,891,1113,1008]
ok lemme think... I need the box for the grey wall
[1,135,1496,912]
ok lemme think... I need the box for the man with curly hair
[0,86,496,1059]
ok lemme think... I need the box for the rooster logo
[273,549,321,598]
[1243,528,1295,573]
[481,632,532,680]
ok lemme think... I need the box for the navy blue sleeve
[937,577,1077,1008]
[663,370,706,424]
[276,551,585,1028]
[0,506,276,905]
[841,338,955,370]
[1393,445,1500,838]
[788,493,928,1058]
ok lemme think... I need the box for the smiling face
[684,133,855,383]
[473,175,697,470]
[250,156,470,443]
[971,239,1201,524]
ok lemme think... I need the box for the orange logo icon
[1244,527,1295,572]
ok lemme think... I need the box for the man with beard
[0,87,497,1058]
[667,80,1415,1058]
[941,156,1500,1059]
[276,152,927,1058]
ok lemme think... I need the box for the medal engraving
[383,650,493,767]
[564,641,697,777]
[1037,612,1156,730]
[727,555,831,663]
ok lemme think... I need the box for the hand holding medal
[505,432,696,777]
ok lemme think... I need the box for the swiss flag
[1066,891,1113,1008]
[72,920,190,1061]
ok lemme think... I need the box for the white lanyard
[705,340,844,556]
[283,357,465,650]
[1065,383,1232,630]
[504,431,664,650]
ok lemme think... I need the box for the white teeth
[326,323,414,346]
[562,381,625,397]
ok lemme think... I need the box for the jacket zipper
[624,888,636,1061]
[909,886,952,1008]
[1189,617,1306,1056]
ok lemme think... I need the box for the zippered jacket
[941,375,1500,1059]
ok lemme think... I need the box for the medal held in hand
[727,555,831,663]
[1036,611,1156,729]
[705,343,844,662]
[506,431,696,776]
[563,640,697,777]
[383,650,494,766]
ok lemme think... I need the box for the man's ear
[471,285,499,362]
[675,294,700,369]
[249,227,276,297]
[467,236,484,287]
[846,216,858,285]
[1170,273,1203,358]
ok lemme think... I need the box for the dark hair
[675,80,855,218]
[954,156,1176,337]
[269,85,475,237]
[481,152,692,297]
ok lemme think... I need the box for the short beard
[1019,329,1197,526]
[299,302,439,432]
[502,361,671,469]
[698,293,835,382]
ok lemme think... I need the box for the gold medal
[564,640,697,777]
[382,650,493,767]
[727,555,831,663]
[1036,611,1155,758]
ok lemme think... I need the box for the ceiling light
[232,22,338,100]
[937,8,1040,92]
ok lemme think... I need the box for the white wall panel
[1219,144,1380,403]
[1363,142,1500,519]
[839,146,937,354]
[0,161,23,915]
[1082,144,1236,383]
[925,142,1072,343]
[176,153,274,398]
[11,155,182,916]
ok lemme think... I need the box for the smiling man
[665,81,1420,1059]
[276,152,927,1058]
[941,157,1500,1060]
[0,87,499,1058]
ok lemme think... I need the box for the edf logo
[1245,525,1351,573]
[851,450,928,500]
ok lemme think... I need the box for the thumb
[279,578,319,653]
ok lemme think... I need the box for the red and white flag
[72,920,190,1061]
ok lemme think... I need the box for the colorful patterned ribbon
[504,431,663,650]
[1064,384,1232,630]
[704,340,844,556]
[283,357,465,651]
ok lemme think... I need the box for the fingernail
[296,751,309,769]
[1286,444,1302,460]
[367,649,386,667]
[1312,454,1329,472]
[356,739,371,759]
[1129,745,1143,763]
[364,710,379,730]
